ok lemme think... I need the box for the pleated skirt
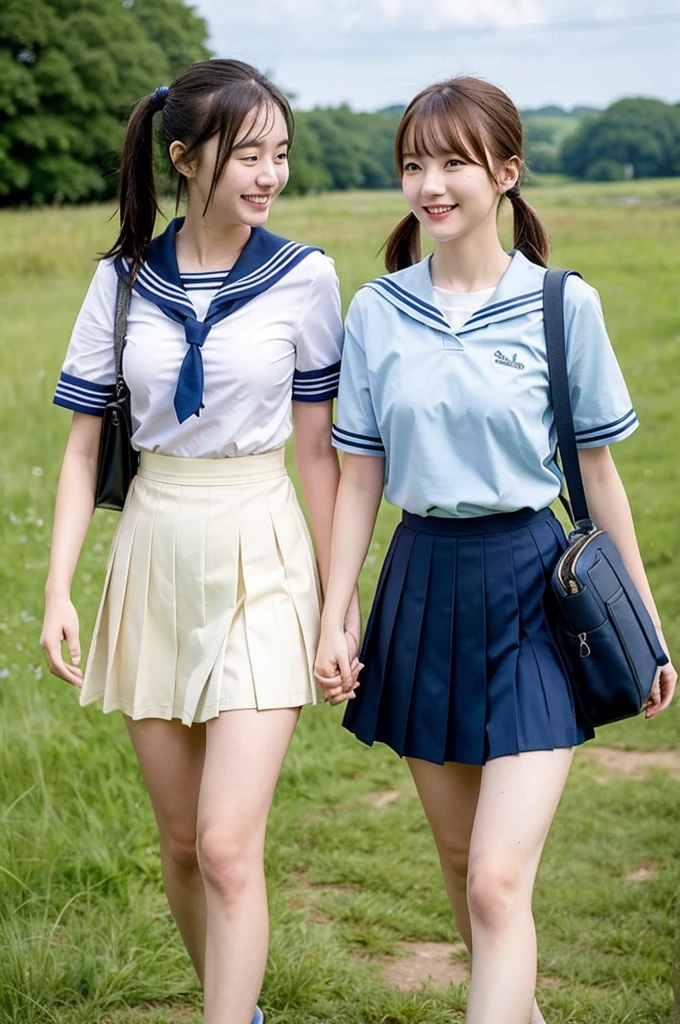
[343,507,594,766]
[80,448,321,725]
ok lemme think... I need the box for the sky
[190,0,680,112]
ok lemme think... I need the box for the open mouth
[241,195,271,206]
[423,204,458,216]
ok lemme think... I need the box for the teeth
[426,205,454,214]
[243,196,269,204]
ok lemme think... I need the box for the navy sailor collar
[363,249,546,343]
[115,218,321,423]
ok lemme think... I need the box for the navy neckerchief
[115,218,321,423]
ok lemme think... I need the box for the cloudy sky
[191,0,679,111]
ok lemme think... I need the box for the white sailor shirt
[54,220,343,459]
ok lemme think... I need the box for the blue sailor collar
[115,218,321,423]
[363,250,546,343]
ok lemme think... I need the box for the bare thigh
[198,707,300,854]
[125,716,206,853]
[407,758,482,869]
[469,748,575,883]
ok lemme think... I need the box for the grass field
[0,180,679,1024]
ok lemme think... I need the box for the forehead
[234,101,287,145]
[402,113,478,162]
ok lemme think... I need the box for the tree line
[1,0,679,207]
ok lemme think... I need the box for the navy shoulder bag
[543,269,668,728]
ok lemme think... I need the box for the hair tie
[507,183,521,199]
[150,85,169,108]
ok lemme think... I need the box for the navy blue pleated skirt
[343,507,594,766]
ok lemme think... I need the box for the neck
[430,225,511,293]
[175,207,252,272]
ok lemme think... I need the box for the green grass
[1,180,679,1023]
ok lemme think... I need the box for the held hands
[645,626,677,719]
[39,594,83,688]
[315,591,363,705]
[314,624,362,704]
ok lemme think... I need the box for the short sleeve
[331,295,385,457]
[292,254,343,402]
[563,275,638,448]
[53,259,118,416]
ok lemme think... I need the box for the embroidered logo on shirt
[494,350,525,370]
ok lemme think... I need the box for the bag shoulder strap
[113,274,132,389]
[543,268,593,531]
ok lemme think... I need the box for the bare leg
[408,757,549,1024]
[198,707,300,1024]
[465,749,574,1024]
[408,758,481,950]
[125,716,207,982]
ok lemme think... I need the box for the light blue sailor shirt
[332,250,638,518]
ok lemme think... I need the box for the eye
[403,161,421,172]
[240,154,258,163]
[446,158,465,168]
[276,151,288,162]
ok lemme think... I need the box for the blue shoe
[252,1008,264,1024]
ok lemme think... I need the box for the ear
[497,155,522,195]
[169,140,196,179]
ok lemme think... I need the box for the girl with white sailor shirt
[315,77,676,1024]
[40,59,359,1024]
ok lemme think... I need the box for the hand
[40,593,83,688]
[315,622,363,706]
[645,627,676,718]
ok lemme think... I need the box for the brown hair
[104,59,294,274]
[384,77,550,272]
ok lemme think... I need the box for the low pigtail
[103,87,168,275]
[507,188,550,268]
[384,212,421,273]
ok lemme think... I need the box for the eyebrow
[234,138,290,151]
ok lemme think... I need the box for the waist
[138,448,287,486]
[401,506,554,537]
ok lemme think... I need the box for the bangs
[397,89,490,172]
[235,100,278,148]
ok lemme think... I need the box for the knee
[161,827,199,876]
[436,834,471,886]
[197,826,259,899]
[467,855,526,932]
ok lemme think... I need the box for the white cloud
[372,0,545,29]
[194,0,680,110]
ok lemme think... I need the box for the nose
[256,160,279,187]
[421,170,446,197]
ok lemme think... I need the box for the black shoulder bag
[94,274,139,511]
[543,269,668,728]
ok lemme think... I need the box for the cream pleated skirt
[80,448,322,724]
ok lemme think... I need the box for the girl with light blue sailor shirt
[40,60,359,1024]
[315,77,676,1024]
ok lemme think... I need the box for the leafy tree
[0,0,209,205]
[560,98,680,180]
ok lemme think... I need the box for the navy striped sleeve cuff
[574,408,638,448]
[292,361,341,402]
[331,424,386,456]
[53,372,115,416]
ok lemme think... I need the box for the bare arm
[40,413,102,686]
[579,445,676,716]
[315,452,385,700]
[292,401,341,595]
[293,401,362,663]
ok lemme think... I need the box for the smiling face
[394,82,522,249]
[172,102,290,228]
[401,146,512,245]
